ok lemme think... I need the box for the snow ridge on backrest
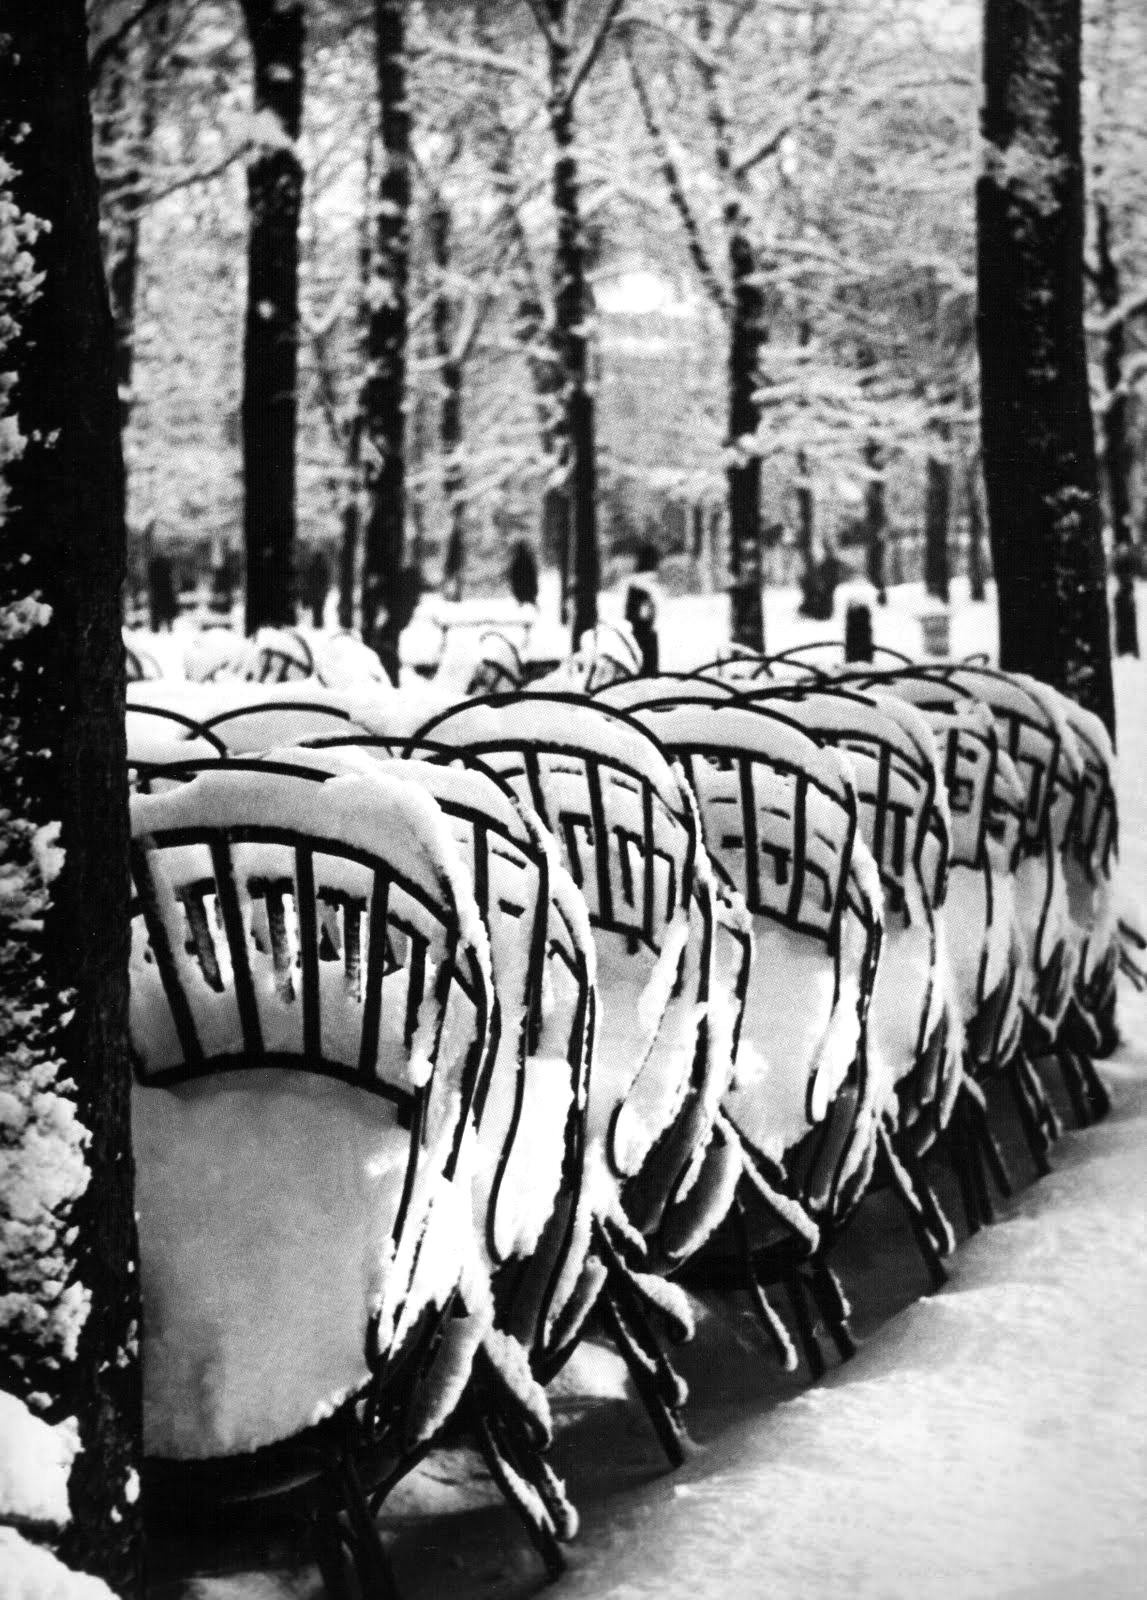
[199,697,366,755]
[412,695,696,951]
[593,675,737,712]
[744,688,935,911]
[633,701,856,946]
[130,766,494,1135]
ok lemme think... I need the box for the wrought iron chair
[593,674,738,712]
[628,699,883,1377]
[199,695,369,755]
[246,625,317,684]
[275,741,594,1572]
[852,667,1067,1172]
[409,692,749,1462]
[126,704,227,790]
[130,762,498,1600]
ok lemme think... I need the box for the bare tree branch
[623,35,728,316]
[88,0,170,84]
[521,0,559,51]
[567,0,627,103]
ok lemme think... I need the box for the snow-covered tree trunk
[239,0,304,633]
[361,0,411,682]
[0,3,143,1592]
[977,0,1115,734]
[429,197,466,599]
[540,0,603,648]
[1093,194,1133,548]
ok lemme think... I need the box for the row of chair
[125,626,1126,1597]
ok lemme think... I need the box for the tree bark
[1094,194,1133,547]
[924,436,952,603]
[864,439,887,601]
[965,453,988,602]
[430,197,466,599]
[239,0,304,633]
[0,5,143,1591]
[361,0,411,682]
[977,0,1114,734]
[543,0,600,647]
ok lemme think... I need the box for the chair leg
[598,1289,689,1469]
[806,1261,856,1364]
[962,1085,1013,1201]
[1005,1053,1052,1177]
[945,1097,986,1237]
[783,1269,826,1380]
[1054,1042,1093,1128]
[732,1195,798,1372]
[1071,1046,1112,1122]
[471,1409,565,1581]
[1021,1049,1062,1145]
[312,1448,403,1600]
[876,1127,948,1292]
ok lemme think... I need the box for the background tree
[238,0,304,632]
[0,2,143,1591]
[977,0,1115,733]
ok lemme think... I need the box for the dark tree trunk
[977,0,1114,734]
[0,5,143,1592]
[337,134,374,634]
[924,437,952,603]
[429,198,465,599]
[361,0,410,683]
[1094,195,1133,547]
[795,451,814,578]
[544,1,599,647]
[699,2,765,654]
[864,440,887,601]
[239,0,304,633]
[966,454,988,602]
[99,7,166,441]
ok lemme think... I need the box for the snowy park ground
[155,580,1147,1600]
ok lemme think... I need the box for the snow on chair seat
[129,763,497,1595]
[629,698,882,1376]
[409,693,744,1463]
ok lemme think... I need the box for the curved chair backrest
[1058,700,1117,879]
[739,686,941,915]
[689,649,770,686]
[125,633,163,682]
[593,674,738,711]
[629,700,859,949]
[129,762,497,1453]
[467,630,525,697]
[127,704,228,789]
[413,694,698,955]
[200,698,365,755]
[247,626,316,684]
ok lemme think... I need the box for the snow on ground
[142,580,1147,1600]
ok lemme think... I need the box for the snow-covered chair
[311,629,392,691]
[129,763,497,1596]
[184,626,257,684]
[410,693,747,1461]
[532,620,642,695]
[246,625,316,683]
[1059,699,1120,1051]
[594,673,738,712]
[737,685,966,1272]
[855,667,1060,1173]
[630,699,883,1375]
[198,694,370,755]
[126,704,226,789]
[689,645,771,686]
[271,741,594,1570]
[124,631,162,682]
